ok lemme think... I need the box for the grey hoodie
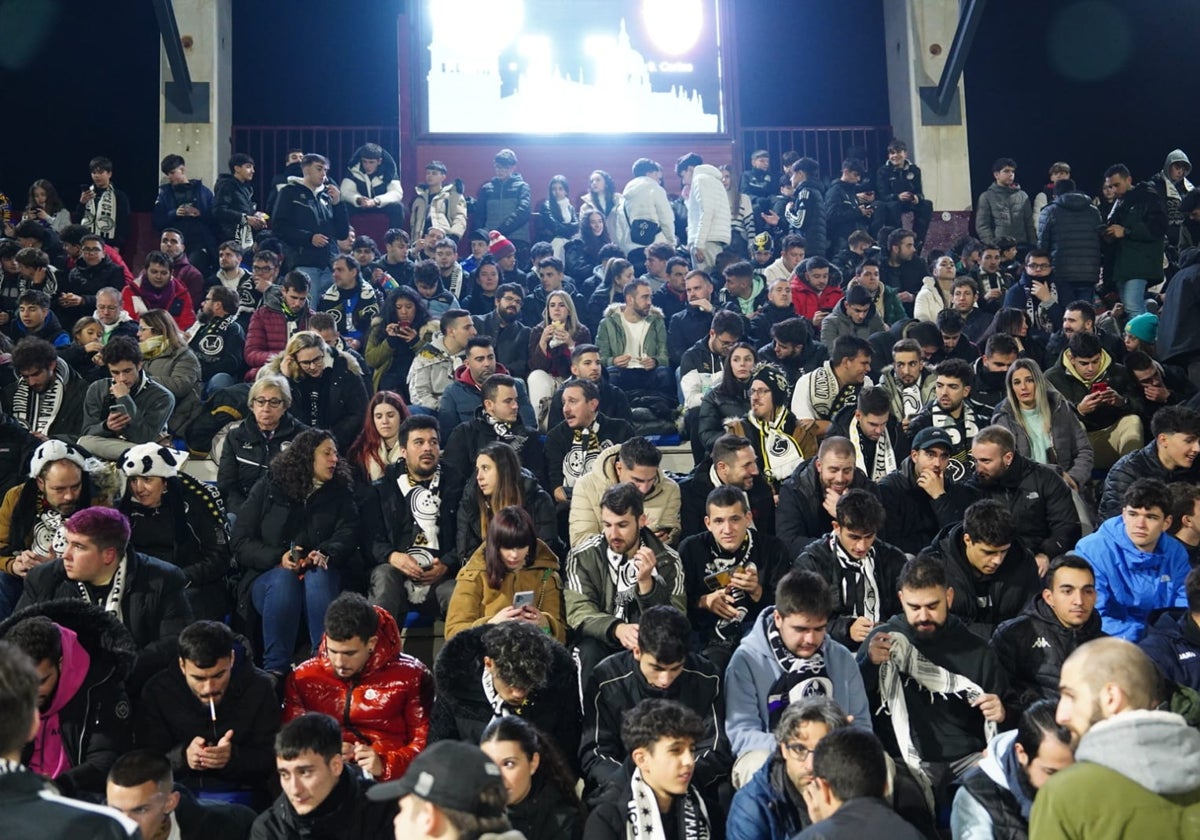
[1077,709,1200,795]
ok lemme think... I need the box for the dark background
[1,0,1196,212]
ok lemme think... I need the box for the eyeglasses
[783,743,814,762]
[1026,262,1052,271]
[748,386,773,397]
[295,355,325,369]
[252,397,285,408]
[252,265,274,274]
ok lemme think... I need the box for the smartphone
[1090,382,1110,394]
[513,590,534,609]
[704,570,733,591]
[108,404,128,416]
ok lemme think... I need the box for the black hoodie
[965,452,1081,559]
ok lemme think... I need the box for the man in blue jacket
[1075,478,1190,642]
[1140,567,1200,692]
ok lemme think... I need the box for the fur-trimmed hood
[432,623,576,715]
[601,301,665,321]
[260,343,364,381]
[0,598,137,684]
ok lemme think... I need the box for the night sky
[1,0,1196,212]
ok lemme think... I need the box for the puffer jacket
[976,182,1036,244]
[685,163,732,248]
[282,605,433,781]
[992,388,1094,486]
[0,600,135,798]
[620,175,676,246]
[789,269,844,322]
[477,173,532,242]
[992,596,1106,715]
[1045,348,1143,432]
[727,754,810,840]
[819,297,885,349]
[534,197,580,242]
[435,361,535,441]
[258,346,367,450]
[1104,179,1168,282]
[59,256,126,326]
[1038,191,1104,290]
[569,443,682,545]
[242,285,309,378]
[595,302,668,369]
[786,180,827,256]
[216,413,307,512]
[212,172,258,243]
[1151,148,1195,241]
[965,452,1081,560]
[338,146,403,208]
[444,538,566,642]
[409,180,466,241]
[696,384,750,455]
[144,342,203,433]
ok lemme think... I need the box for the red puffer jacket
[282,606,434,780]
[789,273,844,322]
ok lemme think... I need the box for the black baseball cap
[365,741,506,816]
[912,427,953,452]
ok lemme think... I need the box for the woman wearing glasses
[217,374,308,516]
[262,330,368,450]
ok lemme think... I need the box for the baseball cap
[366,741,506,816]
[911,427,953,452]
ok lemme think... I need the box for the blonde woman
[137,308,202,432]
[260,330,368,449]
[527,290,591,429]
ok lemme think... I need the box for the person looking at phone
[1045,330,1144,469]
[77,336,174,461]
[283,593,433,782]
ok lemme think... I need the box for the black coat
[443,414,544,487]
[668,305,717,368]
[368,461,462,570]
[678,530,790,647]
[173,785,258,840]
[270,182,350,269]
[428,625,581,769]
[136,635,280,796]
[1098,441,1200,522]
[189,314,246,382]
[1,364,88,444]
[0,600,135,798]
[1,766,137,840]
[473,310,532,379]
[1037,191,1104,291]
[0,421,36,497]
[455,471,560,568]
[777,459,876,559]
[213,173,259,242]
[792,796,925,840]
[920,523,1041,640]
[59,258,126,327]
[250,768,395,840]
[1158,248,1200,365]
[543,414,635,495]
[288,353,368,451]
[216,413,309,512]
[508,773,584,840]
[877,458,976,556]
[991,596,1105,716]
[795,535,907,650]
[678,457,776,540]
[547,376,632,428]
[965,452,1081,559]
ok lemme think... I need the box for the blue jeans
[251,566,341,672]
[294,265,334,308]
[1120,278,1148,316]
[204,372,237,398]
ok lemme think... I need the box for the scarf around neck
[626,766,710,840]
[830,533,880,621]
[848,417,896,481]
[926,402,978,481]
[705,530,756,640]
[10,364,66,436]
[136,276,178,312]
[83,186,118,238]
[747,408,803,485]
[77,553,128,622]
[762,609,833,729]
[396,463,441,604]
[805,362,860,421]
[564,419,605,488]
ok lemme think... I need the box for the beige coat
[568,443,681,546]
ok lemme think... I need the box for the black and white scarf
[925,402,979,481]
[704,530,755,640]
[77,553,128,623]
[482,669,529,724]
[563,420,607,489]
[9,365,66,437]
[483,411,529,451]
[804,362,861,421]
[830,533,879,622]
[82,187,118,239]
[443,262,465,300]
[607,543,644,622]
[396,464,441,604]
[848,417,896,481]
[626,767,710,840]
[31,501,67,560]
[746,408,803,485]
[763,609,834,730]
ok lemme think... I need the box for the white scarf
[10,366,66,437]
[626,767,710,840]
[76,553,128,623]
[926,402,980,482]
[563,420,608,489]
[31,508,66,560]
[876,631,998,810]
[607,543,646,622]
[848,418,896,481]
[83,186,118,239]
[804,362,860,421]
[830,533,879,622]
[396,464,441,604]
[746,408,803,485]
[443,262,465,300]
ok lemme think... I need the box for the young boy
[584,699,714,840]
[460,229,490,276]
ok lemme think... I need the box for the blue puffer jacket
[1038,191,1104,291]
[1075,516,1190,642]
[1140,610,1200,693]
[726,755,807,840]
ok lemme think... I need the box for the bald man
[1029,638,1200,837]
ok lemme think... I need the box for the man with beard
[791,335,873,437]
[596,278,670,394]
[651,254,690,322]
[992,554,1105,714]
[472,282,530,379]
[970,243,1012,313]
[877,427,976,555]
[828,386,905,482]
[443,373,542,480]
[733,362,810,491]
[543,378,633,511]
[679,487,788,671]
[951,699,1075,839]
[136,620,278,805]
[203,242,254,321]
[157,229,204,307]
[569,436,681,546]
[1044,299,1125,363]
[316,256,379,352]
[795,490,906,652]
[407,309,476,412]
[725,570,870,786]
[1030,639,1200,837]
[581,606,730,806]
[368,416,462,621]
[0,603,135,798]
[907,358,988,481]
[189,286,246,395]
[436,336,535,441]
[880,228,924,311]
[679,434,776,539]
[4,338,87,443]
[1098,404,1200,522]
[968,426,1081,576]
[859,556,1010,811]
[547,343,632,427]
[0,441,92,619]
[918,499,1042,639]
[778,436,875,559]
[877,338,936,434]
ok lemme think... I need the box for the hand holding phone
[513,590,534,609]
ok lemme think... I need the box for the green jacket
[595,303,669,369]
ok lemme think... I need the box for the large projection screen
[418,0,727,136]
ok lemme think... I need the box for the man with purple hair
[16,506,192,690]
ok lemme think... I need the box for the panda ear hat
[120,443,190,478]
[29,440,88,478]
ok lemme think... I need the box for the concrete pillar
[882,0,972,211]
[158,0,232,189]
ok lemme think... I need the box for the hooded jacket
[410,179,467,241]
[136,634,279,794]
[777,458,876,558]
[216,412,307,512]
[991,388,1094,487]
[259,346,367,450]
[0,600,135,798]
[428,624,580,763]
[339,146,403,209]
[595,302,668,369]
[1157,247,1200,365]
[444,539,566,642]
[621,175,676,246]
[819,297,885,350]
[406,333,459,410]
[1037,191,1104,291]
[1029,710,1200,839]
[243,285,309,378]
[726,616,870,756]
[212,172,258,243]
[951,729,1033,840]
[477,173,532,242]
[1104,179,1168,282]
[282,606,433,781]
[992,595,1106,715]
[965,452,1081,559]
[271,178,350,269]
[121,274,196,331]
[1098,440,1200,522]
[876,456,976,555]
[250,764,396,840]
[1044,348,1142,432]
[436,361,536,441]
[976,182,1036,245]
[1151,149,1195,240]
[789,272,844,322]
[1075,515,1190,641]
[685,163,732,248]
[1140,610,1200,693]
[569,443,681,545]
[795,535,907,650]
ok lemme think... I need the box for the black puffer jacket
[991,596,1106,715]
[476,174,532,242]
[212,172,258,242]
[1037,192,1104,291]
[454,471,560,567]
[0,600,136,798]
[59,257,126,326]
[216,413,308,512]
[795,535,908,650]
[286,351,368,450]
[919,523,1041,639]
[777,459,876,559]
[965,452,1081,559]
[1158,248,1200,366]
[876,457,976,556]
[697,385,750,454]
[1098,441,1200,522]
[428,625,581,768]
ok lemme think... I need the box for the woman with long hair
[528,290,591,429]
[992,358,1094,491]
[456,442,560,567]
[914,254,958,323]
[59,315,107,382]
[263,330,368,450]
[231,428,356,674]
[137,308,202,432]
[364,285,432,397]
[535,175,579,260]
[24,179,70,232]
[347,390,410,483]
[480,716,584,840]
[980,306,1046,367]
[719,164,755,256]
[565,210,614,284]
[580,170,620,220]
[444,505,565,642]
[586,256,634,331]
[698,341,758,453]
